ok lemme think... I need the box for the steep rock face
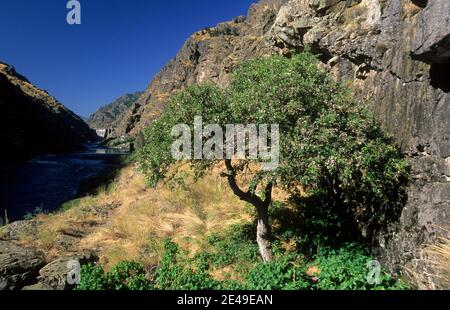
[0,240,45,290]
[87,91,143,130]
[116,0,449,288]
[116,0,287,136]
[0,63,97,163]
[268,0,449,288]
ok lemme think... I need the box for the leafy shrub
[151,229,409,291]
[77,262,152,290]
[77,237,410,291]
[23,205,48,220]
[106,261,153,290]
[76,263,108,290]
[205,224,259,270]
[154,239,222,290]
[125,273,153,290]
[244,253,310,290]
[154,235,310,290]
[312,244,409,290]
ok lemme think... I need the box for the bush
[205,224,259,270]
[156,231,409,291]
[23,206,48,220]
[106,261,153,290]
[154,236,311,290]
[77,262,152,290]
[154,239,222,290]
[244,253,310,290]
[77,235,409,291]
[76,263,108,290]
[312,244,409,290]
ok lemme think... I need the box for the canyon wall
[87,91,143,131]
[0,62,97,163]
[110,0,449,288]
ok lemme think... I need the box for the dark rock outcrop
[410,0,450,63]
[0,220,98,290]
[0,62,98,164]
[0,220,38,242]
[268,0,450,289]
[0,240,45,290]
[35,252,96,290]
[87,91,143,132]
[115,0,288,136]
[21,282,53,290]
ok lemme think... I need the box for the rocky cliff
[87,91,143,130]
[110,0,448,288]
[115,0,287,136]
[268,0,450,289]
[0,62,97,163]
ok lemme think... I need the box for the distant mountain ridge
[0,62,98,163]
[87,92,143,130]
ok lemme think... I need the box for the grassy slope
[18,165,255,271]
[6,164,416,289]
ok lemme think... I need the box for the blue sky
[0,0,255,117]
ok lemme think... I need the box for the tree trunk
[222,160,273,262]
[256,205,273,262]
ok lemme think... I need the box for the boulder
[22,282,53,290]
[37,251,97,290]
[310,0,342,12]
[0,220,38,241]
[0,241,45,290]
[411,0,450,63]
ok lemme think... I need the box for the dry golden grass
[423,231,450,289]
[36,228,57,250]
[27,194,114,260]
[210,266,244,283]
[403,1,421,19]
[193,31,212,42]
[341,3,368,32]
[306,265,320,277]
[57,165,254,270]
[405,228,450,290]
[22,162,290,271]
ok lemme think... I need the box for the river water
[0,143,127,222]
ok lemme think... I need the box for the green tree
[137,53,409,262]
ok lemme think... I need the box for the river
[0,143,127,222]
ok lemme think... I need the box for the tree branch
[223,159,273,208]
[264,182,273,207]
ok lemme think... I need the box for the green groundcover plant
[77,226,409,290]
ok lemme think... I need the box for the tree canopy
[136,52,409,261]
